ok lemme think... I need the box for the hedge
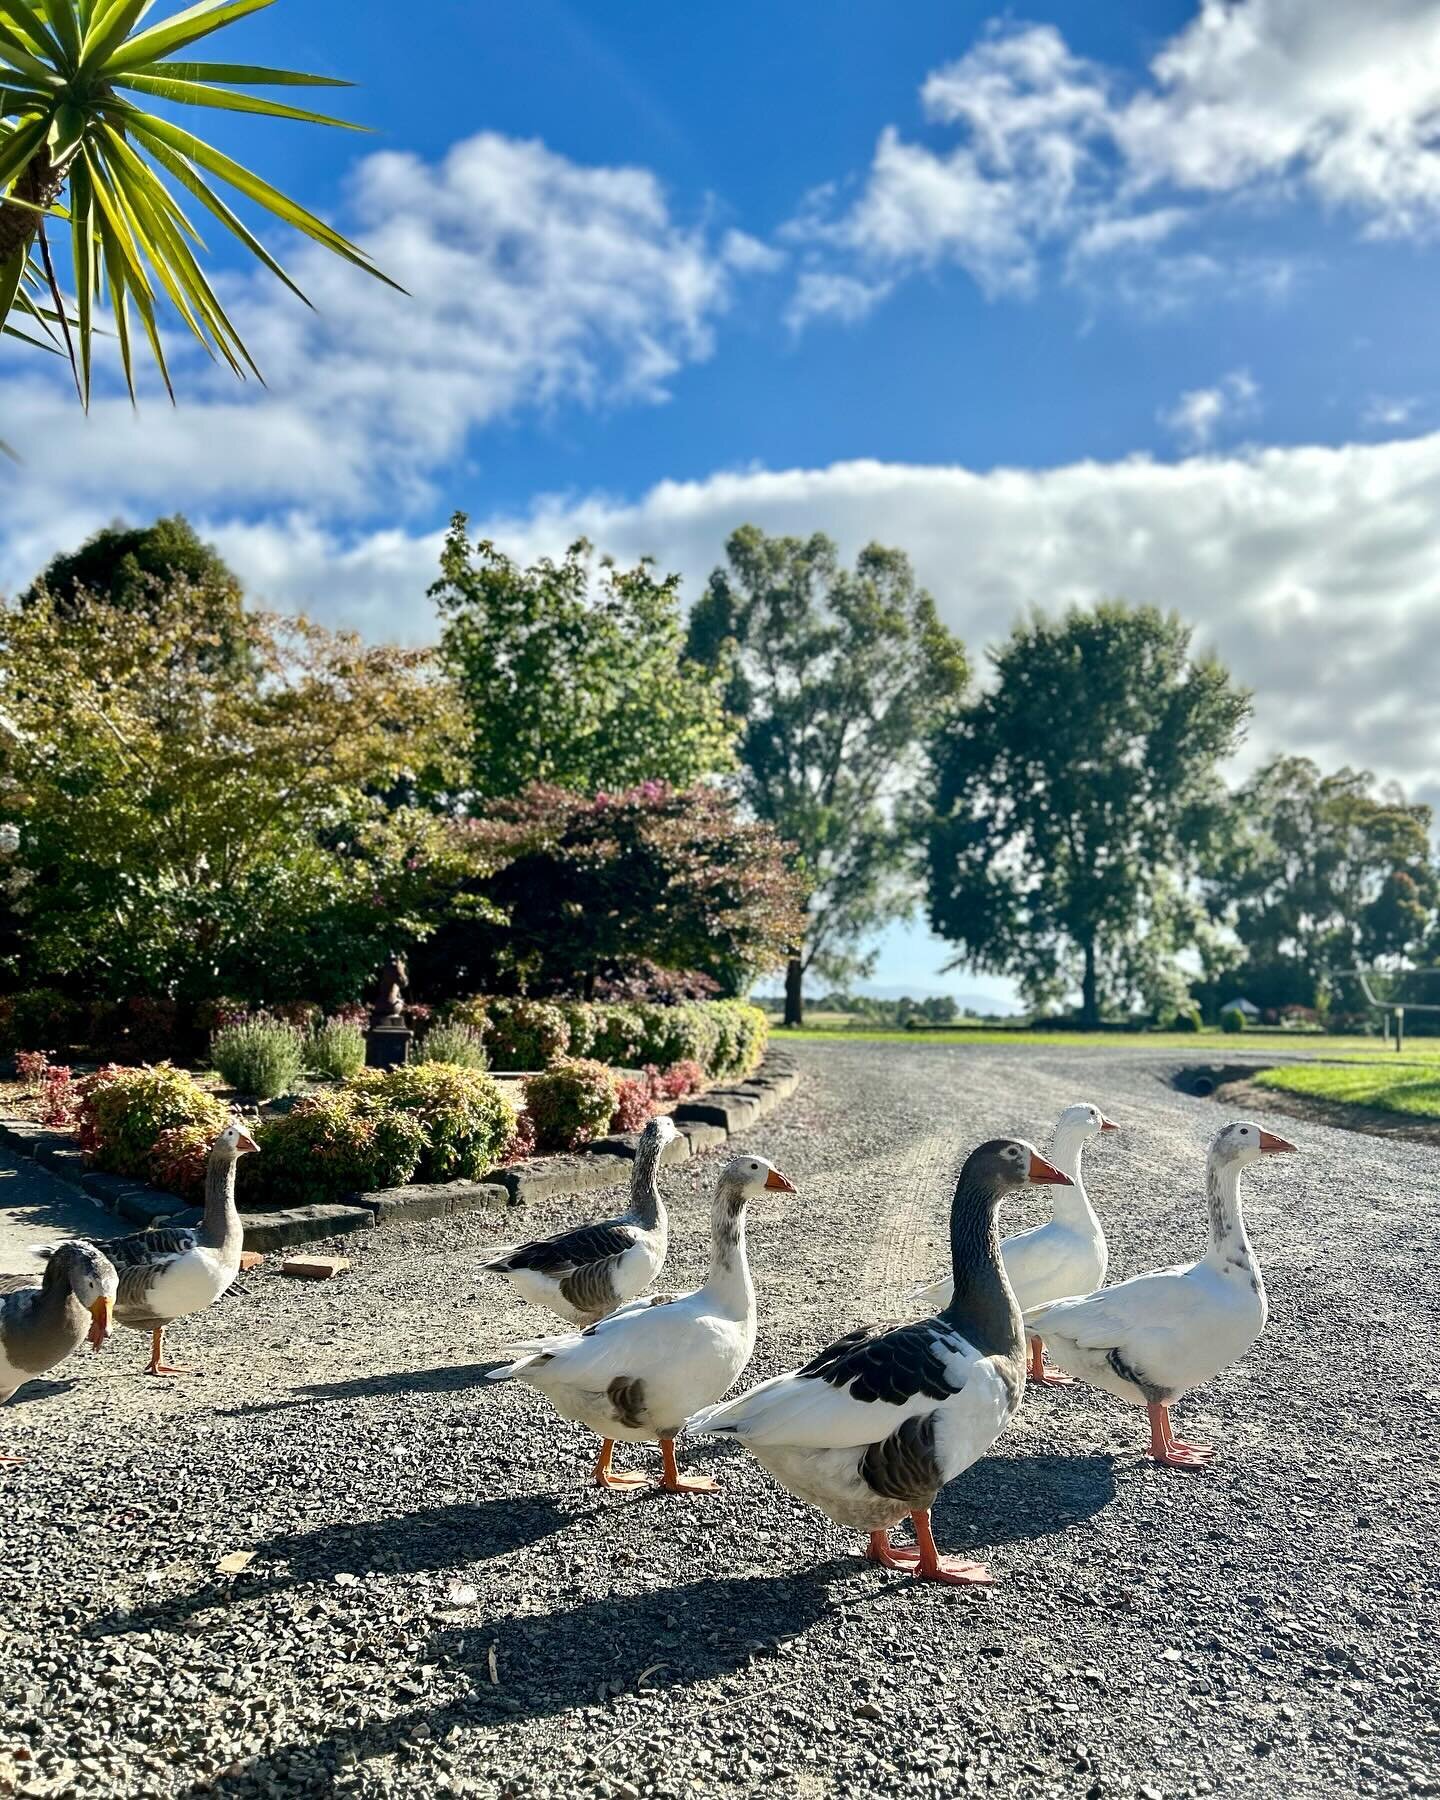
[444,997,767,1079]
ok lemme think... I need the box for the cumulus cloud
[790,1,1440,319]
[1160,370,1261,449]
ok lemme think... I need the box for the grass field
[766,1021,1440,1057]
[1254,1058,1440,1120]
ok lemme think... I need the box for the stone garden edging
[0,1050,800,1253]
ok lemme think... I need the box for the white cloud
[1160,369,1261,448]
[784,270,893,330]
[81,435,1432,817]
[792,2,1440,320]
[0,131,755,533]
[1363,394,1420,428]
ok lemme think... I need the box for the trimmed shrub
[524,1059,621,1152]
[418,1022,488,1071]
[149,1122,220,1203]
[1170,1006,1202,1033]
[439,996,767,1080]
[658,1058,704,1099]
[610,1068,663,1133]
[1220,1006,1247,1035]
[209,1017,305,1099]
[77,1062,228,1177]
[0,988,79,1056]
[502,1109,538,1163]
[554,1002,598,1059]
[353,1062,517,1182]
[250,1089,426,1207]
[302,1017,367,1081]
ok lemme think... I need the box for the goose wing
[491,1288,695,1384]
[485,1218,639,1279]
[690,1317,982,1450]
[1027,1264,1202,1359]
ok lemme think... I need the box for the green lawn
[767,1023,1440,1057]
[1253,1060,1440,1121]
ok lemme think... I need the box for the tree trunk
[1080,937,1099,1028]
[783,955,804,1029]
[0,148,65,266]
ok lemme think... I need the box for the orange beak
[235,1131,260,1155]
[1028,1152,1073,1187]
[763,1167,797,1193]
[1258,1130,1298,1154]
[1100,1117,1120,1133]
[87,1296,114,1350]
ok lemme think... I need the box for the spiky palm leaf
[0,0,398,411]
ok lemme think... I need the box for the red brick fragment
[280,1255,351,1281]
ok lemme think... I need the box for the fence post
[1396,1006,1405,1054]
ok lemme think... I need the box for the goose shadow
[184,1562,852,1797]
[218,1360,513,1419]
[935,1451,1117,1546]
[7,1375,81,1408]
[86,1491,568,1639]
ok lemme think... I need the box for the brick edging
[0,1050,800,1253]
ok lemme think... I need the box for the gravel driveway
[2,1042,1436,1800]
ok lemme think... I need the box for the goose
[486,1151,795,1493]
[44,1121,257,1376]
[686,1138,1068,1586]
[910,1103,1116,1386]
[1026,1121,1296,1468]
[482,1115,675,1325]
[1,1243,118,1464]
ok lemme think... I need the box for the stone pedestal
[365,1024,412,1070]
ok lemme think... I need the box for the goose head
[960,1138,1073,1210]
[641,1114,678,1148]
[1211,1120,1297,1169]
[47,1242,118,1349]
[212,1120,260,1162]
[1053,1102,1119,1147]
[718,1153,796,1204]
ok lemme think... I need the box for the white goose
[486,1151,795,1492]
[687,1138,1068,1586]
[1027,1120,1296,1467]
[483,1114,674,1324]
[911,1102,1117,1386]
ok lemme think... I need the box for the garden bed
[0,1051,800,1252]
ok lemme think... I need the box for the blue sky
[5,0,1440,1004]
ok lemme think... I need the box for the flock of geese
[2,1104,1296,1586]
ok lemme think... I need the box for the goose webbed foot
[865,1531,920,1570]
[145,1327,196,1378]
[1147,1401,1215,1468]
[910,1510,996,1587]
[592,1439,647,1489]
[659,1438,717,1493]
[1027,1336,1074,1386]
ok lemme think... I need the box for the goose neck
[703,1181,754,1315]
[201,1154,242,1255]
[629,1135,666,1232]
[1203,1156,1254,1262]
[1043,1130,1098,1228]
[940,1177,1023,1358]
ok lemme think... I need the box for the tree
[22,514,238,615]
[0,582,465,1008]
[416,781,807,1000]
[1203,757,1436,1006]
[926,602,1250,1025]
[688,525,968,1026]
[433,518,737,800]
[1,0,394,407]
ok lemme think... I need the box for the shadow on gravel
[86,1494,568,1639]
[936,1452,1117,1545]
[216,1359,511,1418]
[8,1375,80,1407]
[186,1562,851,1797]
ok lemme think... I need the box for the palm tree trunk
[0,148,64,266]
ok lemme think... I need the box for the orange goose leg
[659,1437,717,1493]
[145,1326,195,1377]
[591,1438,647,1489]
[1147,1401,1214,1468]
[910,1509,995,1586]
[1028,1334,1073,1387]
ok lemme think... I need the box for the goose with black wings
[687,1137,1069,1586]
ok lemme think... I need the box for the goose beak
[235,1131,260,1156]
[87,1296,114,1350]
[763,1167,796,1193]
[1100,1117,1120,1132]
[1028,1153,1073,1187]
[1258,1130,1298,1155]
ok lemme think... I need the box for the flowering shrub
[442,997,766,1080]
[657,1058,704,1100]
[501,1109,537,1162]
[418,1022,488,1070]
[302,1017,367,1080]
[250,1090,426,1206]
[209,1017,305,1098]
[76,1063,228,1177]
[448,997,571,1071]
[523,1059,621,1152]
[15,1049,51,1087]
[350,1062,517,1182]
[148,1122,219,1203]
[609,1070,662,1133]
[37,1064,80,1127]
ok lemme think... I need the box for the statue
[365,951,413,1067]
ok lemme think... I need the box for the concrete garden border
[0,1051,799,1252]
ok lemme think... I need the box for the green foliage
[688,525,968,1016]
[351,1062,517,1181]
[1170,1004,1203,1033]
[77,1062,227,1179]
[148,1121,220,1203]
[926,602,1250,1025]
[1220,1006,1247,1034]
[443,996,767,1081]
[0,575,465,1007]
[431,782,806,999]
[1255,1060,1440,1121]
[0,986,78,1053]
[417,1022,488,1071]
[1204,757,1437,998]
[523,1059,620,1152]
[301,1018,367,1081]
[0,0,394,404]
[250,1090,426,1207]
[433,518,737,798]
[209,1018,303,1098]
[448,997,570,1071]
